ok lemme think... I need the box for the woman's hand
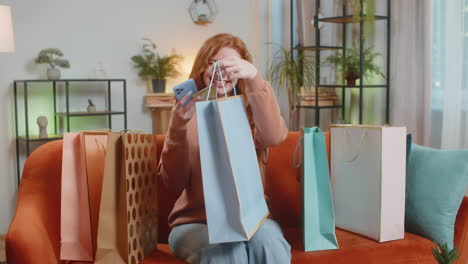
[171,92,198,127]
[220,56,258,81]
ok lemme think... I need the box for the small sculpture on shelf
[34,48,71,80]
[87,99,96,112]
[37,116,48,139]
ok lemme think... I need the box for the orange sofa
[6,132,468,264]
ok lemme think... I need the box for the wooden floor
[0,234,5,263]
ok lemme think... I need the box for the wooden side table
[145,93,175,135]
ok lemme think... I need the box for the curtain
[392,0,468,150]
[390,0,432,146]
[432,0,468,150]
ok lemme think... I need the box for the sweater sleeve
[245,73,288,150]
[157,108,191,195]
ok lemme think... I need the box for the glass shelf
[319,84,388,88]
[18,134,63,142]
[56,111,125,117]
[14,79,126,82]
[298,45,343,51]
[319,15,388,24]
[296,105,342,109]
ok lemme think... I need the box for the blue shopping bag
[196,96,269,244]
[295,127,338,251]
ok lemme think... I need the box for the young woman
[158,33,290,264]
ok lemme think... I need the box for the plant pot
[152,79,166,93]
[87,105,96,112]
[47,67,61,80]
[198,14,209,22]
[346,72,360,86]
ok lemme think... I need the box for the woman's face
[203,47,241,96]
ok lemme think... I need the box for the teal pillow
[406,143,468,248]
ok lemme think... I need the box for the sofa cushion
[284,228,436,264]
[406,143,468,248]
[72,245,186,264]
[140,244,187,264]
[137,229,437,264]
[265,132,302,230]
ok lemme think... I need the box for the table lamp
[0,5,15,52]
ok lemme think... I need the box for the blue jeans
[168,219,291,264]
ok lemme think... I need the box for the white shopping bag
[330,125,406,242]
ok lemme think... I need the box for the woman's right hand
[171,92,198,127]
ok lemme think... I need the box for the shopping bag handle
[94,138,106,154]
[118,129,145,134]
[293,127,323,168]
[344,128,368,162]
[80,129,111,134]
[206,61,237,101]
[293,134,304,168]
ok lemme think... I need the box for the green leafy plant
[268,45,315,96]
[432,241,460,264]
[343,0,376,36]
[267,44,315,128]
[88,99,95,107]
[35,48,71,69]
[323,47,384,84]
[345,0,375,20]
[131,38,183,80]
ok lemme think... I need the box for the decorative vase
[152,79,166,93]
[47,67,61,80]
[198,14,209,22]
[189,0,218,24]
[93,62,107,79]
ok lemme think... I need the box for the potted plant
[432,241,460,264]
[323,47,384,86]
[87,99,96,112]
[268,45,315,129]
[131,38,183,93]
[35,48,71,80]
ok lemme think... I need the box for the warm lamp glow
[165,57,195,94]
[182,58,194,77]
[0,5,15,52]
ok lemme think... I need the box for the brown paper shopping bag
[95,132,158,264]
[60,132,108,261]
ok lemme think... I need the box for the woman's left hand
[220,56,258,81]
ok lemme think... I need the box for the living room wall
[0,0,271,234]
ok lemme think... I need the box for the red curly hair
[189,33,252,93]
[190,33,256,131]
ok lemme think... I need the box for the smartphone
[173,79,198,105]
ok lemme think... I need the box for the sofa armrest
[455,196,468,263]
[6,194,60,264]
[6,140,63,264]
